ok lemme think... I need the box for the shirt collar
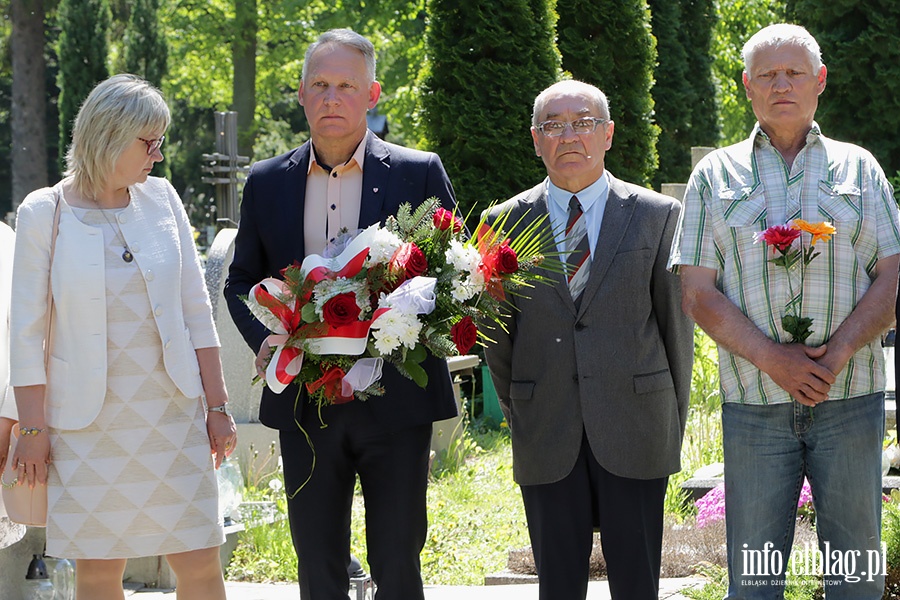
[547,171,610,214]
[751,121,823,148]
[308,134,368,175]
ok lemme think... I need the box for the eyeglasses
[137,135,166,155]
[535,117,607,137]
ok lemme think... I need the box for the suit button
[164,339,171,349]
[575,322,586,330]
[155,306,163,316]
[572,374,579,382]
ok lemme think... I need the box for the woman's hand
[12,428,51,488]
[207,410,237,469]
[194,347,236,468]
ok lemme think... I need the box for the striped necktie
[566,195,591,299]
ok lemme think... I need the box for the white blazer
[0,222,15,421]
[10,177,219,430]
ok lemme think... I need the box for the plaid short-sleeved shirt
[669,123,900,405]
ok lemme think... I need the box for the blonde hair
[65,74,170,198]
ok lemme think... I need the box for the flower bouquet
[245,197,555,411]
[754,219,836,343]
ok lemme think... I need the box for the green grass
[227,425,530,585]
[350,425,531,585]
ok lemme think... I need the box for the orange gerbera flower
[791,219,836,246]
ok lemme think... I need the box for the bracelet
[19,427,45,436]
[207,404,231,417]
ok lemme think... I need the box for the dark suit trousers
[519,432,668,600]
[279,400,433,600]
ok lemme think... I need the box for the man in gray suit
[483,80,694,600]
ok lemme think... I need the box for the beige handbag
[1,190,62,526]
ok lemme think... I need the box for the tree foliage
[123,0,167,88]
[232,0,257,157]
[557,0,658,186]
[418,0,561,216]
[649,0,719,187]
[711,0,783,145]
[786,0,900,175]
[57,0,110,168]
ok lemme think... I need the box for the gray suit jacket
[483,174,694,485]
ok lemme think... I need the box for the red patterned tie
[566,195,591,299]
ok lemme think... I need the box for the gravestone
[660,146,717,202]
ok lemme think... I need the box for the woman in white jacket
[0,221,26,549]
[10,74,236,600]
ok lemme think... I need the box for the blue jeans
[722,393,885,600]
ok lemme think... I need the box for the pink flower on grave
[695,479,813,528]
[695,483,726,528]
[797,479,813,508]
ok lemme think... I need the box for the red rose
[451,316,478,355]
[497,244,518,274]
[391,242,428,279]
[322,293,361,328]
[433,208,462,233]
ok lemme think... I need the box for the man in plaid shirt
[670,24,900,599]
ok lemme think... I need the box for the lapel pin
[373,187,379,193]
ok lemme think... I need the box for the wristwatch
[207,403,231,416]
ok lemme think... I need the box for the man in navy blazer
[224,29,458,600]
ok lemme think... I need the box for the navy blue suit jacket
[225,132,459,432]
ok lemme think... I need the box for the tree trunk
[232,0,257,159]
[10,0,48,214]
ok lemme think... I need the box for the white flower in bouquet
[445,239,481,273]
[450,271,485,302]
[366,228,403,266]
[371,310,424,354]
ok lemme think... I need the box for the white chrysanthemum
[397,314,423,347]
[312,278,369,319]
[366,229,403,266]
[445,240,482,274]
[450,278,475,302]
[372,330,400,354]
[371,310,423,354]
[468,270,486,290]
[449,270,487,303]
